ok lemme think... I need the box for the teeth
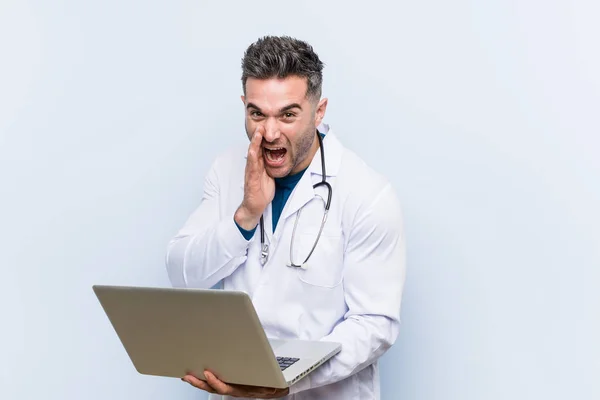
[265,149,285,162]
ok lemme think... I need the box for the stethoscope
[259,130,332,269]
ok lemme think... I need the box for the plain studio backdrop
[1,1,598,399]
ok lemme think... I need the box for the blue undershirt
[235,133,324,240]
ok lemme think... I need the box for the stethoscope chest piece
[260,243,269,265]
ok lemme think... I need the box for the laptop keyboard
[277,357,300,371]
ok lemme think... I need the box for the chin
[265,165,292,178]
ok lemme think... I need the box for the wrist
[234,205,261,231]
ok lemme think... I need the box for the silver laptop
[92,285,341,389]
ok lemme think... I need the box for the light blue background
[1,1,598,399]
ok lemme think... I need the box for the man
[166,36,406,399]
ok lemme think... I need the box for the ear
[240,95,246,104]
[314,98,328,127]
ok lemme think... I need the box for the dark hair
[241,35,324,102]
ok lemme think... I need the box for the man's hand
[182,370,290,399]
[234,126,275,231]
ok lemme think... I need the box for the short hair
[241,35,324,102]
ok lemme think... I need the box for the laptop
[92,285,341,389]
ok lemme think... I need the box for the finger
[181,375,217,394]
[204,370,235,396]
[251,126,264,156]
[247,131,266,179]
[253,125,265,141]
[247,130,262,165]
[261,387,278,397]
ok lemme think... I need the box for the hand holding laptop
[182,370,289,398]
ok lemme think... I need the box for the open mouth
[263,147,287,166]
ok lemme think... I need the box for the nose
[262,119,281,143]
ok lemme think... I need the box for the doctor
[166,35,406,399]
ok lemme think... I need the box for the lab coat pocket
[293,232,344,288]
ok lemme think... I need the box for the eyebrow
[246,102,303,114]
[279,103,302,113]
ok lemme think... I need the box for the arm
[290,183,406,394]
[165,159,252,289]
[166,126,274,289]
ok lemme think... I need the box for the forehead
[245,76,309,110]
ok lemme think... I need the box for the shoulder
[333,135,403,231]
[339,148,388,190]
[337,143,397,206]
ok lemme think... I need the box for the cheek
[245,119,257,138]
[279,128,298,149]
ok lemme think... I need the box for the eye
[250,111,264,118]
[283,112,296,119]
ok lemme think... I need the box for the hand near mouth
[235,126,276,231]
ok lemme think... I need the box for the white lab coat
[166,124,406,400]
